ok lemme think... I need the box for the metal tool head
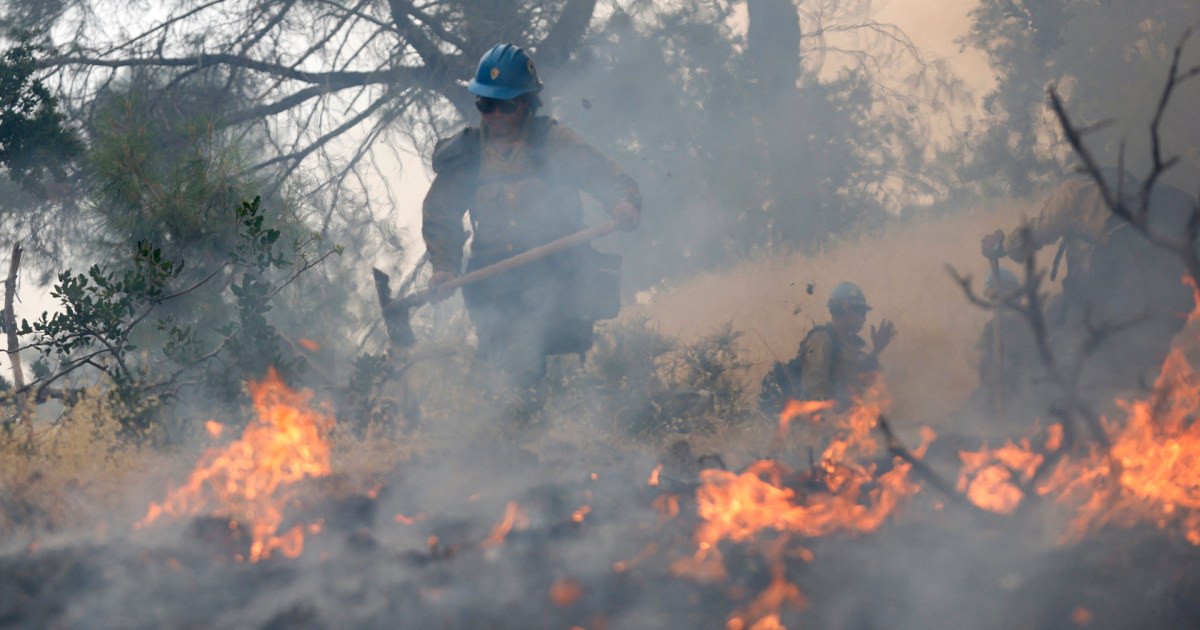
[373,268,416,348]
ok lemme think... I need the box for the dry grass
[2,199,1058,538]
[629,199,1051,433]
[0,392,156,537]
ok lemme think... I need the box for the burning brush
[667,382,933,627]
[136,368,334,562]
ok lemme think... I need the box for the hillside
[629,198,1048,431]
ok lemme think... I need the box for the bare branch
[42,52,413,87]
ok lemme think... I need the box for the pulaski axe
[373,220,620,348]
[983,236,1007,424]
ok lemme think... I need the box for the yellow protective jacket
[1004,178,1113,288]
[796,324,879,405]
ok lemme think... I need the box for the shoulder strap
[801,325,841,354]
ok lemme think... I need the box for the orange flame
[550,577,584,607]
[776,399,836,441]
[675,381,921,599]
[653,494,681,524]
[613,542,658,574]
[394,512,426,526]
[481,501,528,548]
[204,420,224,438]
[1185,275,1200,325]
[137,368,333,562]
[957,438,1046,514]
[959,343,1200,544]
[673,383,921,626]
[648,464,662,487]
[725,538,807,630]
[1047,348,1200,544]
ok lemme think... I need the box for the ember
[136,368,334,562]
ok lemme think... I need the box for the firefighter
[421,43,641,407]
[760,281,896,413]
[980,172,1193,398]
[964,267,1044,427]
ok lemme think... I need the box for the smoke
[6,2,1200,629]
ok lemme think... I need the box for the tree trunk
[4,242,29,440]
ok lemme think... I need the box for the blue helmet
[827,281,872,312]
[468,43,543,100]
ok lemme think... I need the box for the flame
[776,399,836,441]
[481,501,528,547]
[683,456,918,569]
[957,343,1200,544]
[957,438,1046,514]
[653,494,680,523]
[725,537,807,630]
[572,505,592,524]
[648,464,662,487]
[550,577,584,607]
[674,380,922,624]
[204,420,224,438]
[613,543,657,573]
[1046,348,1200,544]
[298,338,320,352]
[1185,275,1200,325]
[137,368,333,562]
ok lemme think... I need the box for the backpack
[758,325,839,416]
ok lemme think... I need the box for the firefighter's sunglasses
[475,98,521,114]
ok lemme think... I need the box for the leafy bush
[583,318,753,440]
[16,197,337,439]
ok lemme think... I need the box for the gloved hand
[429,271,458,302]
[870,319,897,357]
[612,200,640,231]
[981,230,1005,259]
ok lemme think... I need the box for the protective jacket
[797,324,879,405]
[422,116,640,275]
[759,324,879,415]
[420,116,640,385]
[1006,175,1193,400]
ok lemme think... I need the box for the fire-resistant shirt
[1005,178,1112,275]
[797,325,880,405]
[422,118,641,274]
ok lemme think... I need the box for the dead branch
[1047,28,1200,286]
[875,415,965,505]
